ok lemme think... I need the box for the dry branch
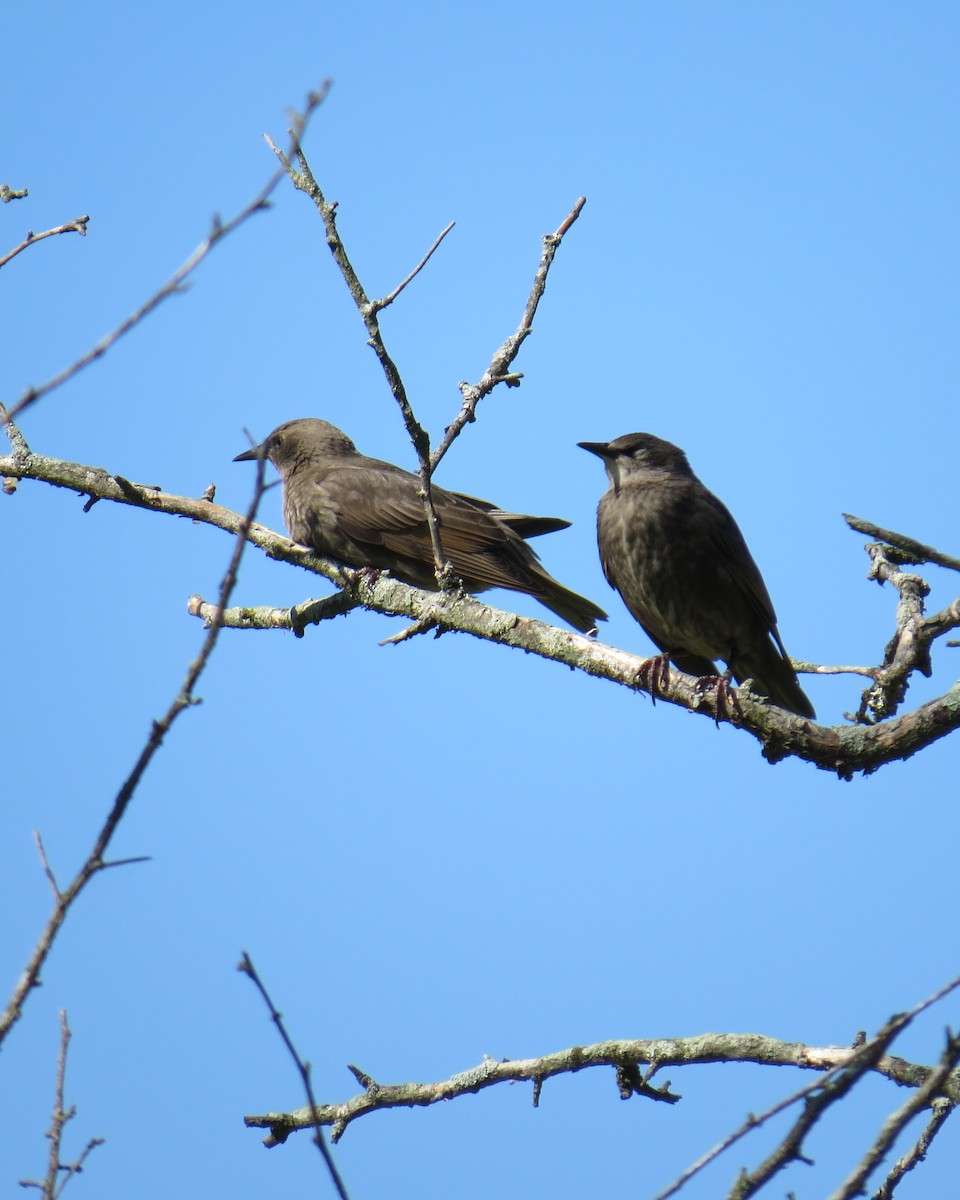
[4,427,960,777]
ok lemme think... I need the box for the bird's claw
[697,669,741,725]
[346,565,383,589]
[638,653,673,704]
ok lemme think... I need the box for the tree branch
[433,195,587,471]
[4,433,960,777]
[4,85,330,424]
[845,513,960,573]
[262,131,454,587]
[244,1023,957,1148]
[18,1010,104,1199]
[0,215,89,271]
[828,1031,960,1200]
[0,432,269,1047]
[239,954,350,1200]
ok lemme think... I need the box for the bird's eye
[273,434,284,449]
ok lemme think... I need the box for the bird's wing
[330,466,547,590]
[450,492,571,538]
[705,496,782,641]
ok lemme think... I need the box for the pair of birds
[235,418,815,718]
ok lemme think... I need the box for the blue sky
[4,3,960,1197]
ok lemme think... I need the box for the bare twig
[370,220,456,312]
[0,216,89,271]
[239,954,350,1200]
[4,85,331,424]
[432,195,587,471]
[245,1019,960,1147]
[33,832,61,901]
[829,1033,960,1199]
[1,184,29,202]
[19,1010,104,1199]
[728,1016,906,1200]
[792,659,879,679]
[855,544,932,723]
[845,513,960,573]
[873,1097,956,1199]
[187,591,359,636]
[0,448,269,1047]
[263,132,454,586]
[656,971,960,1200]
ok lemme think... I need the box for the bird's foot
[696,669,741,725]
[345,565,383,590]
[637,653,672,704]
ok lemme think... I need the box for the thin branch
[239,954,351,1200]
[656,971,960,1199]
[187,591,359,636]
[872,1097,956,1200]
[432,195,587,471]
[18,1010,104,1199]
[1,184,29,202]
[0,446,269,1048]
[4,85,330,424]
[829,1033,960,1200]
[370,220,456,312]
[845,513,960,573]
[854,543,932,723]
[244,1021,960,1147]
[792,659,879,679]
[263,132,453,586]
[728,1017,906,1200]
[0,216,89,271]
[33,832,62,901]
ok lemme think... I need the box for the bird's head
[578,432,693,489]
[233,418,359,474]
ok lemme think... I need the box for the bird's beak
[233,444,263,463]
[577,441,612,459]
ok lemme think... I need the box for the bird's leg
[637,653,673,704]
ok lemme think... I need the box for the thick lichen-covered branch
[4,439,960,778]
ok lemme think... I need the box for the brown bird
[578,432,815,717]
[235,418,607,633]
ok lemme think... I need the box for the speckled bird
[579,432,814,717]
[235,418,607,633]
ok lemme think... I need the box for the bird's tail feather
[733,649,815,719]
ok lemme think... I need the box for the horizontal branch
[244,1029,957,1147]
[4,445,960,777]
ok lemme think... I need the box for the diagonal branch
[0,440,269,1048]
[4,85,330,424]
[4,432,960,776]
[872,1095,956,1199]
[728,1017,906,1200]
[829,1031,960,1200]
[239,954,351,1200]
[262,131,453,585]
[845,513,960,573]
[432,195,587,471]
[370,220,456,312]
[0,215,90,271]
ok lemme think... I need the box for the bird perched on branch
[235,418,607,633]
[578,432,815,717]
